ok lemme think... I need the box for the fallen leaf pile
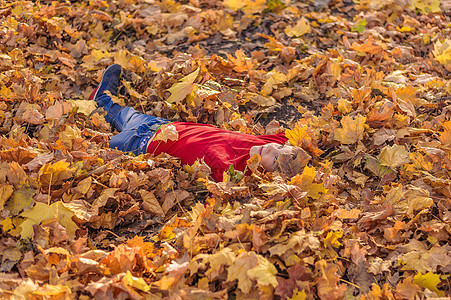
[0,0,450,298]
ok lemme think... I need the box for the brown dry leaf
[161,190,190,214]
[22,109,44,125]
[315,260,347,300]
[398,244,450,273]
[351,35,383,55]
[140,190,164,216]
[332,208,361,219]
[439,120,451,146]
[157,260,190,290]
[0,185,14,210]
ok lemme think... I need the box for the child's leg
[96,93,170,155]
[96,93,170,132]
[91,64,170,155]
[108,123,156,155]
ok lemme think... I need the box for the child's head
[275,145,311,178]
[249,143,311,177]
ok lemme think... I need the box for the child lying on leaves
[90,64,311,181]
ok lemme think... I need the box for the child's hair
[276,146,311,178]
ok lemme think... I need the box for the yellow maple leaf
[324,230,343,249]
[396,26,414,32]
[261,71,287,96]
[285,17,311,37]
[285,124,311,147]
[337,98,352,114]
[288,289,307,300]
[412,272,444,296]
[166,68,200,104]
[59,125,81,149]
[377,144,410,169]
[128,55,146,74]
[289,166,328,199]
[334,115,366,144]
[38,159,76,187]
[247,254,278,288]
[5,187,35,216]
[404,186,433,217]
[20,201,78,239]
[113,49,131,67]
[153,124,179,143]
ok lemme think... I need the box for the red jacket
[147,122,287,181]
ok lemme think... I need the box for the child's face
[249,143,293,172]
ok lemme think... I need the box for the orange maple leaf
[226,50,254,73]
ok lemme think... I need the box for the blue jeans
[96,93,171,155]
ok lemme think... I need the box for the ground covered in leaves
[0,0,450,299]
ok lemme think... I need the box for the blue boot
[89,64,122,105]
